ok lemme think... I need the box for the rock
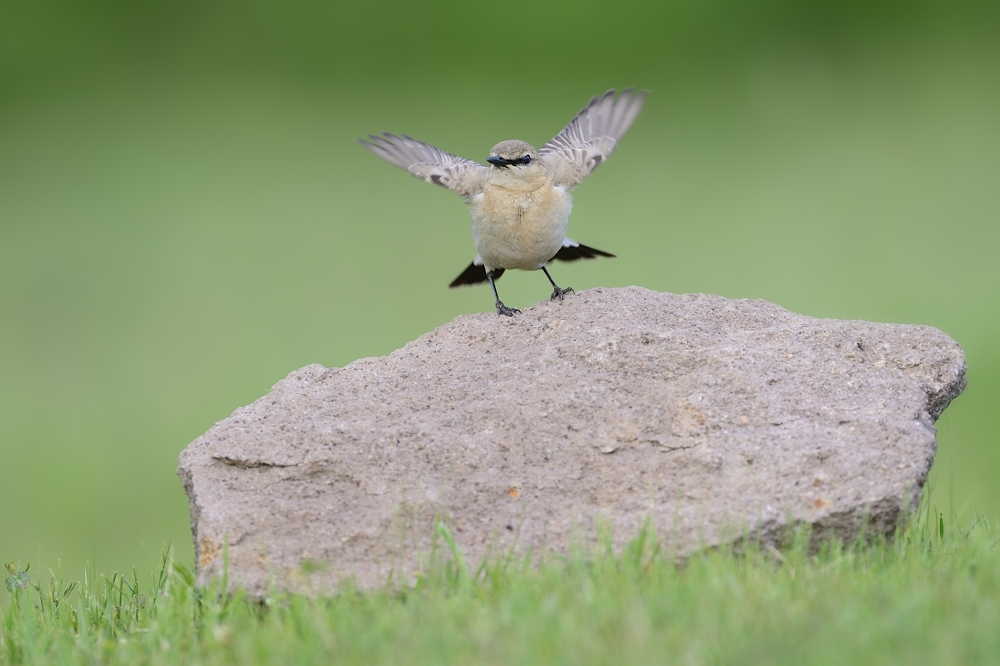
[177,287,966,595]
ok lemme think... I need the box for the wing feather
[541,88,648,189]
[359,133,487,197]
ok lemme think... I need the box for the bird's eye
[521,155,531,164]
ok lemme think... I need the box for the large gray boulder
[178,287,966,595]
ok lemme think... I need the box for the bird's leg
[487,271,520,317]
[542,266,574,301]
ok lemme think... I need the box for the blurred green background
[2,0,997,578]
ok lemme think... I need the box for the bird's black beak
[487,156,509,167]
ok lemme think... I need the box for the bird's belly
[469,187,572,272]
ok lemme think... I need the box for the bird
[359,88,648,316]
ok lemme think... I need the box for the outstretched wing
[360,133,488,197]
[541,88,648,190]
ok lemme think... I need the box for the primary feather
[540,88,648,189]
[358,133,487,197]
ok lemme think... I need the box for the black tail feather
[551,243,616,262]
[449,263,504,288]
[449,241,610,289]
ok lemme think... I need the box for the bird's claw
[550,286,575,301]
[495,300,521,317]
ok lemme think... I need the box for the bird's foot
[495,300,521,317]
[550,286,575,301]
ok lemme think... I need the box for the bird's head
[487,140,540,170]
[486,140,546,189]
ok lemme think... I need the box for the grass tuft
[2,506,998,665]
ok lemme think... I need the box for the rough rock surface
[178,287,966,595]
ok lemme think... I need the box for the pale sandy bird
[360,89,648,316]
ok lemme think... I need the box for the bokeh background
[2,0,998,579]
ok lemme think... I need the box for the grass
[3,505,998,666]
